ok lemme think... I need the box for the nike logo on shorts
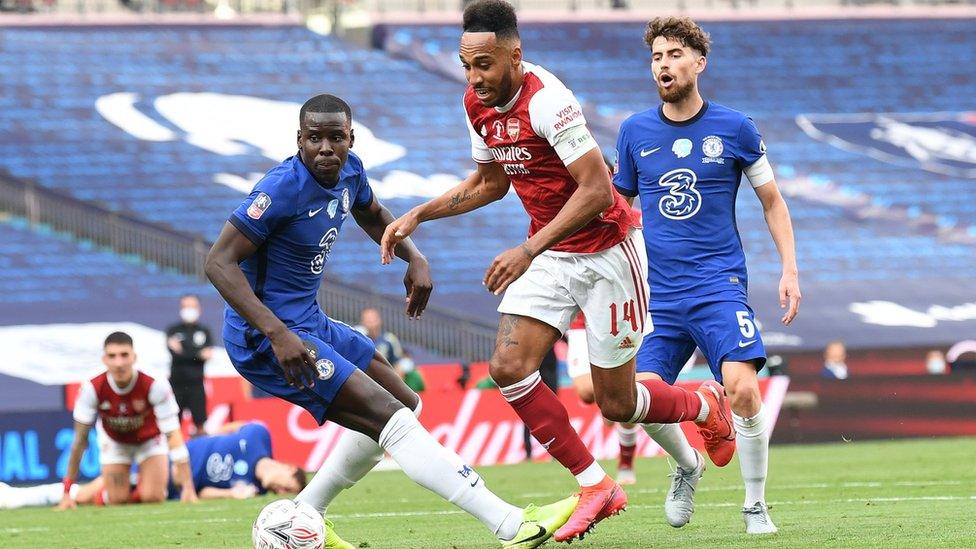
[738,339,757,348]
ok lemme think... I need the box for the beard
[657,78,695,103]
[490,69,515,108]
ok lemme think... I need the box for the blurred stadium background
[1,0,975,537]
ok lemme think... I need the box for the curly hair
[644,17,711,56]
[463,0,519,41]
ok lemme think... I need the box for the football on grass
[252,499,325,549]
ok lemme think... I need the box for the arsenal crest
[506,118,520,140]
[133,399,146,413]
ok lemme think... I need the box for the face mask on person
[180,307,200,324]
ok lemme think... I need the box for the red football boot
[553,475,628,542]
[695,380,736,467]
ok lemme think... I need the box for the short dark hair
[644,16,711,57]
[104,331,133,348]
[299,94,352,126]
[462,0,519,41]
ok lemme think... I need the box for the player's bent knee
[106,490,130,505]
[596,398,635,424]
[488,353,535,386]
[727,385,761,415]
[140,490,167,504]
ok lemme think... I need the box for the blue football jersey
[186,423,273,493]
[223,153,374,346]
[614,101,765,301]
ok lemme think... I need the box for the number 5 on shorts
[736,310,756,339]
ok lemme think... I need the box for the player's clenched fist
[381,210,421,265]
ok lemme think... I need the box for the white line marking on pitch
[520,479,963,498]
[328,495,975,520]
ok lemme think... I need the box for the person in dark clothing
[165,294,213,434]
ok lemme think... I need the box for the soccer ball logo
[253,500,324,549]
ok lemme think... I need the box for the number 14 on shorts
[609,300,639,336]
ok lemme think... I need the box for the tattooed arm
[421,161,511,219]
[381,162,510,264]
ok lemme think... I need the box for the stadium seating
[0,213,214,326]
[0,20,974,348]
[379,19,976,347]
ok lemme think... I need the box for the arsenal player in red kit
[383,0,736,540]
[59,332,197,508]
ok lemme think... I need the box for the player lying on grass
[57,331,197,509]
[204,92,577,548]
[0,422,302,509]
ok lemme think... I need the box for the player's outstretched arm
[56,421,91,510]
[353,196,433,318]
[205,222,318,389]
[754,180,801,325]
[380,162,510,265]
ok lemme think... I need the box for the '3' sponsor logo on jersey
[657,168,702,220]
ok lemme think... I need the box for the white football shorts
[499,229,652,368]
[97,423,168,466]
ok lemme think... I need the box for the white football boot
[742,502,778,534]
[664,450,704,528]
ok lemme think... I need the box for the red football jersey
[73,369,179,445]
[464,62,639,254]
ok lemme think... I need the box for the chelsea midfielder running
[206,94,576,548]
[613,18,801,534]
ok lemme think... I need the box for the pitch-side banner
[230,378,790,472]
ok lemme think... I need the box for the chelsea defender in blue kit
[205,94,576,548]
[166,423,306,500]
[613,19,801,534]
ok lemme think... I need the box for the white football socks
[2,482,67,509]
[378,407,522,540]
[615,424,640,447]
[297,400,423,514]
[733,405,769,507]
[643,423,698,470]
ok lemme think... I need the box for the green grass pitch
[3,437,974,548]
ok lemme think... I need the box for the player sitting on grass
[205,93,577,548]
[0,422,302,509]
[57,331,197,510]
